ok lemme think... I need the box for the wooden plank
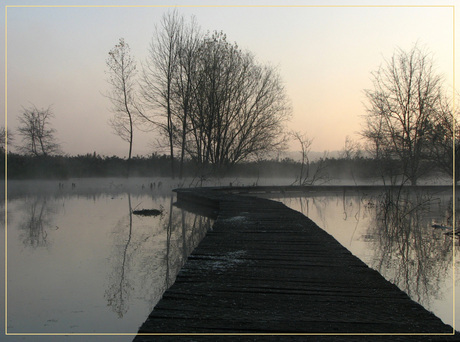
[133,188,458,341]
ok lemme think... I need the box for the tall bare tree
[105,38,140,174]
[173,16,201,178]
[141,12,290,175]
[290,131,313,186]
[17,105,61,156]
[362,44,443,185]
[140,10,183,179]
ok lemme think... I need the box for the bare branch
[105,38,142,166]
[362,44,443,185]
[16,105,61,156]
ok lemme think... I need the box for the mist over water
[2,178,457,341]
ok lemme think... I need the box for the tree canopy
[362,44,446,185]
[140,11,291,176]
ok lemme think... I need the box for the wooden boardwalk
[134,187,458,341]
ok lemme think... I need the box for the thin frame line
[452,3,457,334]
[4,4,456,8]
[4,4,7,337]
[5,332,457,336]
[3,3,457,337]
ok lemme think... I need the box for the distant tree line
[5,14,456,185]
[4,153,184,179]
[2,149,446,183]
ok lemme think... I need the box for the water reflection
[368,189,454,306]
[18,197,57,248]
[105,193,135,318]
[5,182,213,336]
[163,197,213,289]
[275,187,458,327]
[104,192,214,322]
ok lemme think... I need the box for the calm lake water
[2,178,216,341]
[270,186,459,330]
[1,178,458,341]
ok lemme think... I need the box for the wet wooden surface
[134,187,457,341]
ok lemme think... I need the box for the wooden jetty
[134,187,457,341]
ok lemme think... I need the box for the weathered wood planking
[134,187,457,341]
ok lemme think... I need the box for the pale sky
[2,0,458,157]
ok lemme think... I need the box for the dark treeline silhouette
[3,151,446,183]
[5,153,174,179]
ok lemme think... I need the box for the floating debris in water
[432,223,459,237]
[133,209,163,216]
[432,224,453,230]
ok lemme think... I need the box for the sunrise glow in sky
[2,0,458,157]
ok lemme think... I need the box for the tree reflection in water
[105,193,135,318]
[277,187,457,322]
[105,193,213,319]
[18,197,56,248]
[368,188,455,306]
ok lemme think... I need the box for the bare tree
[0,126,13,154]
[339,135,362,185]
[186,31,291,169]
[290,131,313,186]
[362,44,443,185]
[172,16,201,178]
[140,10,183,179]
[290,131,328,185]
[340,135,361,160]
[362,112,402,185]
[17,105,61,156]
[105,38,140,174]
[362,110,387,160]
[428,93,459,184]
[141,12,290,175]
